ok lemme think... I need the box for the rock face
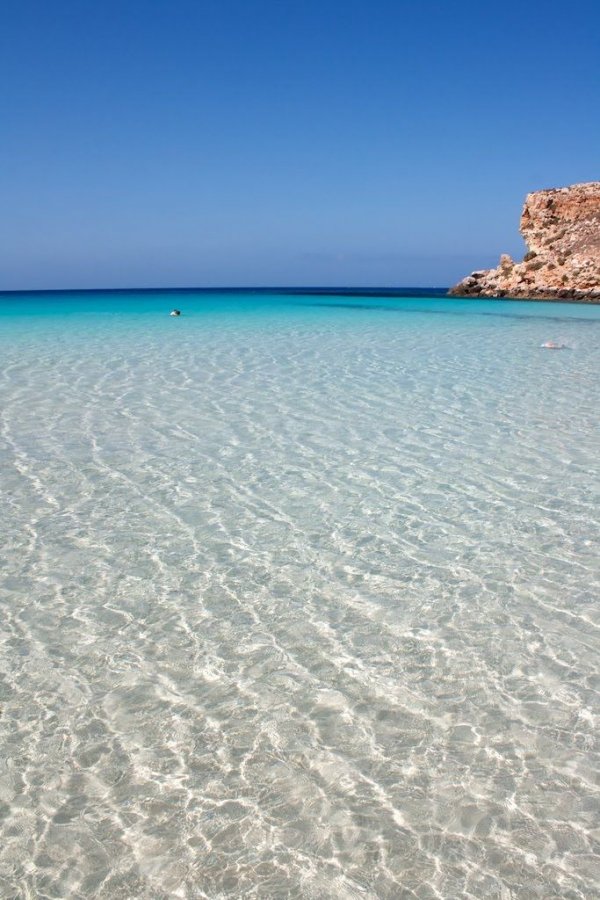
[449,182,600,302]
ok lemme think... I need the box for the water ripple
[0,300,599,897]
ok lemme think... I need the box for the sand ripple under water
[0,293,599,898]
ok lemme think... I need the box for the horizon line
[0,285,450,297]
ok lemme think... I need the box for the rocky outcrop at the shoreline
[449,182,600,302]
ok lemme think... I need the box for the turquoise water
[1,290,600,898]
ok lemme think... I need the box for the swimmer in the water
[541,340,566,349]
[170,309,181,317]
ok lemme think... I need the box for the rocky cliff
[449,182,600,302]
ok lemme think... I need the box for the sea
[1,289,599,899]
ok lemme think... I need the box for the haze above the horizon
[2,0,599,290]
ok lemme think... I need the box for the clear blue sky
[1,0,599,290]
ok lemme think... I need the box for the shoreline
[1,284,600,304]
[448,290,600,305]
[2,283,599,306]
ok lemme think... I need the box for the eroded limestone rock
[449,182,600,302]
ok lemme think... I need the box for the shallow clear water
[1,290,599,899]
